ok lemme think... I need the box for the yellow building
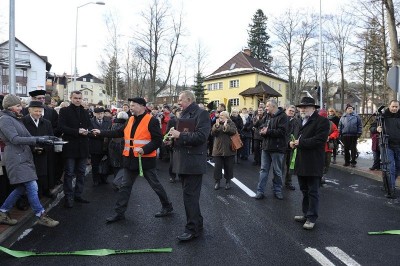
[204,49,288,111]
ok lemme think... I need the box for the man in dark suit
[22,101,54,198]
[289,97,329,230]
[58,91,92,208]
[169,90,211,241]
[89,107,112,186]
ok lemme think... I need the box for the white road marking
[326,247,361,266]
[217,195,230,205]
[304,248,335,266]
[207,160,257,197]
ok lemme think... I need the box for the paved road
[1,158,399,265]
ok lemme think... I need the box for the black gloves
[36,137,54,146]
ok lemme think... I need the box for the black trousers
[298,175,320,223]
[179,174,203,234]
[253,139,262,164]
[342,136,358,164]
[283,151,293,185]
[91,154,107,183]
[213,156,234,181]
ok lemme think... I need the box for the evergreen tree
[247,9,272,65]
[192,72,208,104]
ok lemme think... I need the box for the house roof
[0,37,52,71]
[239,81,282,98]
[204,51,287,83]
[79,73,104,84]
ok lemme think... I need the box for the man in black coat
[290,97,330,230]
[58,91,92,208]
[89,107,112,186]
[22,101,54,198]
[92,97,173,224]
[169,90,211,242]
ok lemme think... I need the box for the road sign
[387,65,400,92]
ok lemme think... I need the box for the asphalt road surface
[1,157,399,265]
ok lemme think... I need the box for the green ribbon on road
[368,230,400,235]
[138,154,144,177]
[0,246,172,258]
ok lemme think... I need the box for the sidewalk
[0,184,62,247]
[330,154,400,187]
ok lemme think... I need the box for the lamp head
[95,1,105,5]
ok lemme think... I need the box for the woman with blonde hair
[211,111,238,190]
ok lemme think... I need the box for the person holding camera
[0,94,59,227]
[211,111,238,190]
[370,100,400,198]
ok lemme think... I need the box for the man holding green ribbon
[92,97,173,224]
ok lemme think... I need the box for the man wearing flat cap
[89,107,112,186]
[92,97,173,223]
[289,97,330,230]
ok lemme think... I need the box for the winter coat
[370,108,400,148]
[339,112,362,137]
[293,111,330,177]
[21,115,54,176]
[260,107,288,153]
[108,118,127,168]
[328,115,340,127]
[252,114,264,140]
[89,117,112,155]
[22,105,59,135]
[240,114,253,138]
[211,119,237,157]
[325,121,339,153]
[173,102,211,175]
[101,113,162,171]
[231,115,243,133]
[0,110,38,185]
[58,104,92,159]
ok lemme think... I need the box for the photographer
[370,100,400,198]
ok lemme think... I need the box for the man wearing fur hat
[338,104,362,167]
[92,97,173,223]
[22,101,55,198]
[289,97,330,230]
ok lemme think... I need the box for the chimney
[243,48,251,57]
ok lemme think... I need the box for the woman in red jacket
[319,109,339,184]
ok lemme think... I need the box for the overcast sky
[0,0,348,82]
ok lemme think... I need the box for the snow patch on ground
[357,138,373,159]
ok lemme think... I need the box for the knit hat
[318,109,327,118]
[3,94,21,109]
[345,104,353,110]
[128,97,146,107]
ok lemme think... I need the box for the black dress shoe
[74,197,90,203]
[155,206,173,217]
[225,181,231,190]
[106,213,125,223]
[64,199,73,208]
[177,232,198,241]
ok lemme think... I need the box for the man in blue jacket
[338,104,362,167]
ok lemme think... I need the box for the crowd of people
[1,88,396,238]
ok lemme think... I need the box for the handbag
[230,131,243,151]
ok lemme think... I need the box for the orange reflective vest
[122,114,157,158]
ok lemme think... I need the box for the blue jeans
[256,151,284,194]
[0,180,44,217]
[64,158,87,199]
[386,147,400,190]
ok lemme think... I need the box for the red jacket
[325,121,339,152]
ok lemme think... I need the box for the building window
[214,100,220,107]
[207,82,223,91]
[229,79,239,88]
[84,91,88,95]
[90,79,94,82]
[229,98,239,106]
[2,68,8,75]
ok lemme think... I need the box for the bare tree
[272,9,318,104]
[135,0,183,102]
[325,11,355,111]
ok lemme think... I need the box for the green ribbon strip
[289,134,297,170]
[368,230,400,235]
[163,127,174,141]
[138,154,144,177]
[0,246,172,258]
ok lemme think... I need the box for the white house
[0,37,51,96]
[66,73,110,106]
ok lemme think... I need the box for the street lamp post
[73,1,105,91]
